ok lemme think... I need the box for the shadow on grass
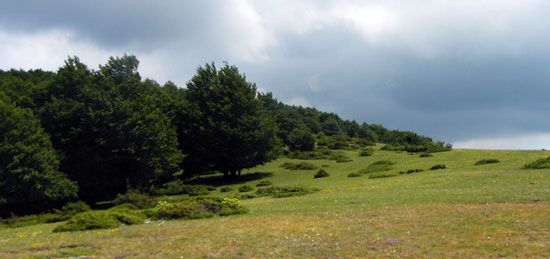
[185,172,273,187]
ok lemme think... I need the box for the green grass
[2,147,550,257]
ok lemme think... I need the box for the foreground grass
[2,147,550,257]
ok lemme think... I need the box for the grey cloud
[1,1,550,147]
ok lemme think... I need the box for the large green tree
[181,63,279,177]
[38,56,182,202]
[0,94,77,216]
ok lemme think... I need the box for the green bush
[280,162,318,170]
[60,201,91,215]
[475,159,501,165]
[358,160,395,175]
[336,157,353,163]
[328,141,348,150]
[369,173,397,179]
[355,138,376,147]
[287,127,315,151]
[381,143,404,151]
[239,194,257,199]
[113,190,157,209]
[0,213,67,229]
[53,210,146,232]
[256,186,318,198]
[404,145,428,153]
[153,201,215,220]
[399,169,424,174]
[219,198,249,216]
[256,180,273,186]
[318,135,350,150]
[108,203,139,211]
[359,148,374,157]
[314,169,330,178]
[153,197,248,219]
[328,152,351,161]
[420,153,433,157]
[220,186,234,192]
[424,141,453,153]
[219,206,250,216]
[316,147,332,155]
[288,150,325,160]
[523,157,550,169]
[205,186,217,191]
[151,180,211,196]
[430,164,447,170]
[238,185,255,192]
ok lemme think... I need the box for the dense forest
[0,55,450,216]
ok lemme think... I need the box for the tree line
[0,55,448,216]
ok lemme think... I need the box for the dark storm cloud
[1,0,550,147]
[0,0,241,52]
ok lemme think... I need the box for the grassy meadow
[1,146,550,258]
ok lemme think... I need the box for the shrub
[347,172,362,177]
[523,157,550,169]
[153,201,215,220]
[336,157,353,163]
[219,198,249,216]
[328,141,348,150]
[318,135,350,150]
[256,186,318,198]
[321,164,330,168]
[288,151,325,160]
[287,127,315,151]
[153,197,248,219]
[475,159,501,165]
[108,203,139,211]
[316,147,332,155]
[399,169,424,174]
[359,148,374,157]
[355,138,376,147]
[205,186,217,191]
[256,180,273,187]
[420,153,433,157]
[239,194,257,199]
[280,162,318,170]
[430,164,447,170]
[238,185,255,192]
[113,190,157,209]
[314,169,330,178]
[358,160,395,174]
[404,145,428,153]
[220,186,234,192]
[328,152,351,161]
[288,146,332,160]
[151,180,211,196]
[60,201,91,216]
[369,173,397,179]
[424,141,453,153]
[0,213,67,229]
[381,143,404,151]
[53,210,146,232]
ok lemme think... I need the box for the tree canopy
[0,93,77,216]
[180,63,279,178]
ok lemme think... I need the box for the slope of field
[1,147,550,257]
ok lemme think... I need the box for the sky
[1,0,549,149]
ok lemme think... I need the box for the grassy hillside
[2,146,550,257]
